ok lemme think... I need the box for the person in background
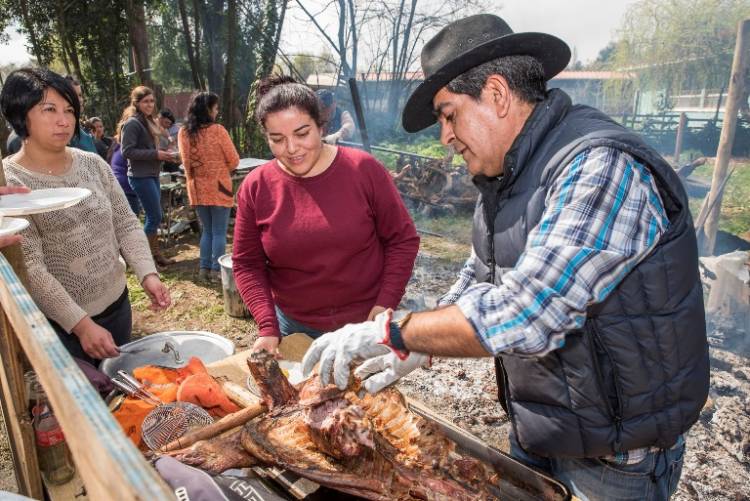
[107,137,141,215]
[0,67,170,365]
[234,75,419,356]
[117,85,177,267]
[5,129,22,155]
[87,116,113,159]
[158,109,181,173]
[315,89,356,144]
[63,75,97,154]
[177,92,239,282]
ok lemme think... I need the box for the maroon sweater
[233,147,419,338]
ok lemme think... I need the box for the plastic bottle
[25,372,76,485]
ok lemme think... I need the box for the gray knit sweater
[3,148,157,332]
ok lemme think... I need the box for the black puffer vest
[473,89,709,458]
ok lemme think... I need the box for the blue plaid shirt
[439,147,670,464]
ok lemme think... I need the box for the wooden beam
[700,19,750,255]
[0,160,41,498]
[0,309,43,499]
[0,256,173,500]
[673,112,687,164]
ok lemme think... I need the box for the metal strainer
[141,402,213,451]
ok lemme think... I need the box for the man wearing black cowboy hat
[302,14,709,500]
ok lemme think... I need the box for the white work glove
[323,132,342,145]
[354,352,431,394]
[302,310,399,390]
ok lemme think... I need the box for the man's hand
[72,317,119,359]
[142,274,171,311]
[323,132,341,145]
[301,311,393,390]
[354,352,431,394]
[253,336,282,358]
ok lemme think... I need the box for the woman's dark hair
[0,67,81,140]
[255,74,323,129]
[184,92,219,137]
[159,108,176,124]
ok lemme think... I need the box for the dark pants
[49,289,132,367]
[125,192,142,216]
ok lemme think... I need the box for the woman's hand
[142,273,171,311]
[0,186,31,248]
[72,317,119,359]
[157,150,174,161]
[367,305,387,321]
[252,336,282,358]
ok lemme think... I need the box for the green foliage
[373,137,459,170]
[691,160,750,236]
[611,0,750,96]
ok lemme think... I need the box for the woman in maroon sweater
[233,76,419,355]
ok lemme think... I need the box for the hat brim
[402,32,571,132]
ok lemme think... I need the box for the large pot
[100,331,235,377]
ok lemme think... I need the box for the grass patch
[689,159,750,237]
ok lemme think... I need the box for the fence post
[699,19,750,255]
[674,112,688,164]
[0,158,42,499]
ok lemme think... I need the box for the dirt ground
[1,231,749,499]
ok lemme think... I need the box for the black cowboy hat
[402,14,571,132]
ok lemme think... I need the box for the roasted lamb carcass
[166,351,501,500]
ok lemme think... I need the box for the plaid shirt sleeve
[455,147,670,356]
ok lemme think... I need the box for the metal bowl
[100,331,235,378]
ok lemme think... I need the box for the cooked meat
[165,429,256,475]
[165,351,500,499]
[247,350,298,410]
[240,352,500,500]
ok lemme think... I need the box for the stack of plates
[0,187,91,237]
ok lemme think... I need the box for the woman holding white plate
[0,67,171,365]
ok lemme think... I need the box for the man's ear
[484,75,511,118]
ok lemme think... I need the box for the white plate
[0,217,30,237]
[0,187,91,216]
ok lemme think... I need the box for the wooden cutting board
[206,333,313,385]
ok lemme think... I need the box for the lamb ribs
[167,351,501,500]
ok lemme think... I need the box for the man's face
[433,85,510,178]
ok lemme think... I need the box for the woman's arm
[120,120,159,161]
[367,158,420,310]
[218,125,240,171]
[177,128,191,176]
[232,180,281,339]
[100,158,158,281]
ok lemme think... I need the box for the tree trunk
[243,0,284,156]
[200,0,225,92]
[178,0,204,90]
[192,0,204,81]
[18,0,45,65]
[222,0,237,127]
[125,0,154,88]
[347,0,357,77]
